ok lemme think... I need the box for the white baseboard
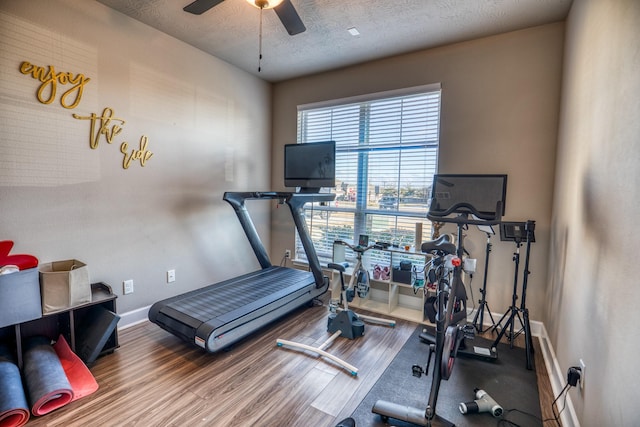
[537,324,581,427]
[117,305,151,330]
[467,306,544,337]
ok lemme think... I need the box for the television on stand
[284,141,336,193]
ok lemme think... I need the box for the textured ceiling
[96,0,572,82]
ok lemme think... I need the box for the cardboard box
[0,267,42,327]
[39,259,91,314]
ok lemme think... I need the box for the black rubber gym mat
[352,325,542,427]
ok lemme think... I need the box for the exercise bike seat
[421,234,456,255]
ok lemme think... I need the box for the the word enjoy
[20,61,91,109]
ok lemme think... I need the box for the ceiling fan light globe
[247,0,284,9]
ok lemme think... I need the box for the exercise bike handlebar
[333,240,383,253]
[427,201,503,226]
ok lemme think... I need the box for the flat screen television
[284,141,336,193]
[428,174,507,221]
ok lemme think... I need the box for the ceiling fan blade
[183,0,225,15]
[274,0,306,36]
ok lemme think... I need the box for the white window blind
[295,85,442,269]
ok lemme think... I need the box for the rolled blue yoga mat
[23,336,74,416]
[0,345,29,427]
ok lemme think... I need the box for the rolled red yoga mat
[53,335,99,402]
[0,346,29,427]
[23,337,74,416]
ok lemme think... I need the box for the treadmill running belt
[166,267,309,322]
[149,266,321,352]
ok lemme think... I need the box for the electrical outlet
[285,249,291,259]
[123,279,134,295]
[167,269,176,283]
[579,358,586,390]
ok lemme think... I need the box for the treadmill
[148,191,334,353]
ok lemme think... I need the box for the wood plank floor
[26,299,556,426]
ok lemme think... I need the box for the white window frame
[295,84,442,269]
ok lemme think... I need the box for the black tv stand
[491,220,536,370]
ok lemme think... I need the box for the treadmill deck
[149,266,321,352]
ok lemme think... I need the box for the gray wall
[0,0,271,313]
[272,23,564,325]
[549,0,640,425]
[4,1,638,424]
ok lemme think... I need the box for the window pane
[296,210,355,261]
[295,87,441,265]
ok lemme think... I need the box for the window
[295,84,442,269]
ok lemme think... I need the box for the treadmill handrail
[223,191,335,288]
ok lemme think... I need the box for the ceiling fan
[183,0,306,36]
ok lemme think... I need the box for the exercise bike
[276,239,395,376]
[331,239,397,328]
[276,262,362,376]
[372,174,506,426]
[418,230,498,365]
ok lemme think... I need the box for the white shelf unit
[346,248,432,324]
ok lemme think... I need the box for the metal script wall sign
[20,60,154,169]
